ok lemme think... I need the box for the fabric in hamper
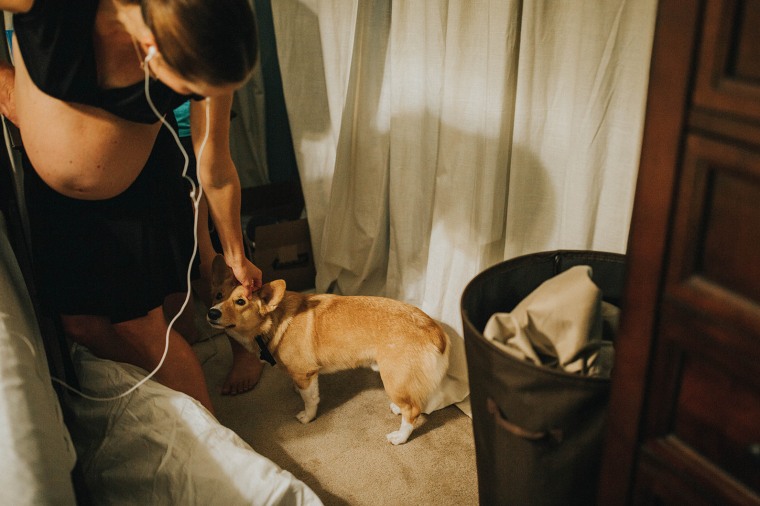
[483,265,617,378]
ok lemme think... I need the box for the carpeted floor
[193,331,479,506]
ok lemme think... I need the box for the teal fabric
[173,101,191,138]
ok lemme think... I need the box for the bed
[0,135,322,505]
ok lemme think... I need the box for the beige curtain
[270,0,658,412]
[230,70,270,188]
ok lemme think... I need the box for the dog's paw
[389,402,401,415]
[296,410,315,424]
[386,430,410,445]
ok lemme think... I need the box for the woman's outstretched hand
[231,258,263,297]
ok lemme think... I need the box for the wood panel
[694,0,760,118]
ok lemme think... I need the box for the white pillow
[66,345,322,506]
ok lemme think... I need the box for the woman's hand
[230,257,263,297]
[0,62,18,126]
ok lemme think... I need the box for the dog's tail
[410,328,450,411]
[432,327,450,385]
[433,323,448,355]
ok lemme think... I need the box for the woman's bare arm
[191,94,262,291]
[0,0,33,13]
[0,62,16,124]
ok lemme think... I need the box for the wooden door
[598,0,760,504]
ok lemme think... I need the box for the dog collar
[255,335,276,366]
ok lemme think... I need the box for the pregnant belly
[14,76,161,200]
[13,39,162,200]
[20,110,160,200]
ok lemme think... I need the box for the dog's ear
[211,254,234,286]
[258,279,286,309]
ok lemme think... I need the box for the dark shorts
[23,122,200,323]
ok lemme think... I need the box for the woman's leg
[224,337,263,395]
[62,308,214,414]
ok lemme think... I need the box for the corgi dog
[206,258,450,445]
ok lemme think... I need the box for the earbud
[145,45,157,63]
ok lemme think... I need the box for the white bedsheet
[65,344,323,505]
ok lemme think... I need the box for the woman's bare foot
[222,337,264,395]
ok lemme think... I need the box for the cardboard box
[252,218,316,292]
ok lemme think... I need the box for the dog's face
[206,280,287,353]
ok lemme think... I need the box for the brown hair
[131,0,258,86]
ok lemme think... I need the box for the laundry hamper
[461,250,626,506]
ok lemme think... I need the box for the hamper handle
[487,398,563,443]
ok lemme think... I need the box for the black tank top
[13,0,193,124]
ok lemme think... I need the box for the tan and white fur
[206,257,449,445]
